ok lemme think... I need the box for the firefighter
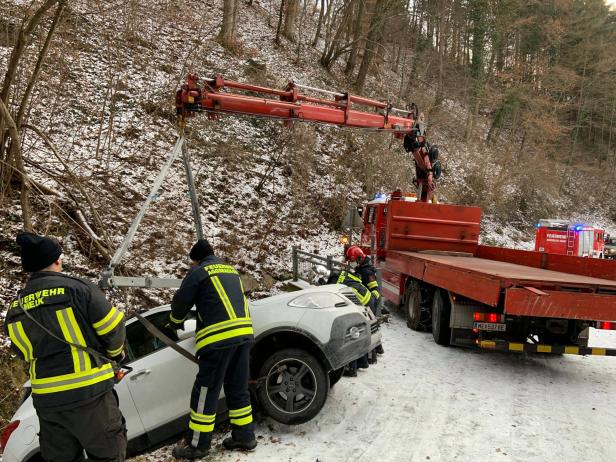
[327,269,372,376]
[5,232,127,462]
[346,245,386,355]
[169,239,256,460]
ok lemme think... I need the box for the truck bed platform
[384,250,616,321]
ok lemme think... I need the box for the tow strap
[134,313,198,364]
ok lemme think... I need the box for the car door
[123,310,198,437]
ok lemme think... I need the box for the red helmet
[346,245,364,262]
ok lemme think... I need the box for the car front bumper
[322,312,381,370]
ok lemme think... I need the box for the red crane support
[175,74,416,136]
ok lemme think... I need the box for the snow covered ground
[137,311,616,462]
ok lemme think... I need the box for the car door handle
[130,369,151,380]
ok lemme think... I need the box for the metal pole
[107,135,185,270]
[182,140,204,240]
[292,246,299,281]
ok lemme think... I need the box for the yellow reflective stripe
[56,309,82,372]
[8,322,32,361]
[93,306,118,329]
[106,344,124,357]
[169,313,185,324]
[211,276,236,319]
[31,364,114,394]
[352,288,371,306]
[65,308,91,371]
[367,281,379,289]
[230,415,253,426]
[196,327,254,350]
[190,410,215,423]
[509,343,524,352]
[347,272,362,283]
[196,318,252,340]
[96,309,124,336]
[537,345,552,353]
[228,405,252,417]
[564,346,579,355]
[592,348,606,356]
[189,421,214,432]
[371,289,381,299]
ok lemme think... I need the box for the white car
[1,284,381,462]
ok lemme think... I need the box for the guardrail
[291,246,347,283]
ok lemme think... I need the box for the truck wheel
[328,367,344,388]
[406,280,429,331]
[256,348,329,425]
[431,289,451,346]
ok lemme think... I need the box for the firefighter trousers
[36,389,127,462]
[187,342,255,449]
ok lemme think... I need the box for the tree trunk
[284,0,300,42]
[354,0,385,91]
[219,0,239,47]
[276,0,287,44]
[312,0,325,46]
[344,0,365,75]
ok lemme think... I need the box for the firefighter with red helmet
[345,245,386,355]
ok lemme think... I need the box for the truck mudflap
[479,340,616,356]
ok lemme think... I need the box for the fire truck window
[367,206,376,224]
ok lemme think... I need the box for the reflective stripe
[106,344,124,357]
[189,421,215,432]
[196,318,252,340]
[31,364,114,394]
[93,307,124,336]
[211,276,236,319]
[56,308,90,372]
[191,386,209,447]
[371,289,381,299]
[230,415,253,426]
[169,313,185,324]
[196,326,254,350]
[367,280,379,289]
[228,405,252,417]
[8,322,33,361]
[190,410,215,423]
[352,287,371,306]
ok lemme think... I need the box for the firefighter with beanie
[5,233,127,462]
[170,239,256,460]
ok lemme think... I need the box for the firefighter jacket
[4,272,126,409]
[356,256,381,301]
[337,271,372,307]
[169,255,253,354]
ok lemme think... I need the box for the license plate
[474,322,506,332]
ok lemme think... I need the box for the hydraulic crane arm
[176,74,416,136]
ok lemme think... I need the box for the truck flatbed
[398,251,616,289]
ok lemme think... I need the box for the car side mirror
[177,319,197,341]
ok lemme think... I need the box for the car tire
[257,348,329,425]
[405,280,430,331]
[432,289,451,346]
[328,367,344,388]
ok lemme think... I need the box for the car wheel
[432,289,451,346]
[328,367,344,388]
[257,348,329,425]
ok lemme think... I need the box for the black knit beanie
[189,239,214,262]
[16,232,62,272]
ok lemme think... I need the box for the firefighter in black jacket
[169,239,257,460]
[5,233,127,462]
[346,245,385,355]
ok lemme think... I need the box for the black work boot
[172,442,209,460]
[222,437,257,451]
[376,344,384,355]
[343,365,357,377]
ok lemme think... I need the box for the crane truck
[173,75,616,357]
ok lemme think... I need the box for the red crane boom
[175,74,416,136]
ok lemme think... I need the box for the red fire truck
[535,219,605,259]
[358,191,616,355]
